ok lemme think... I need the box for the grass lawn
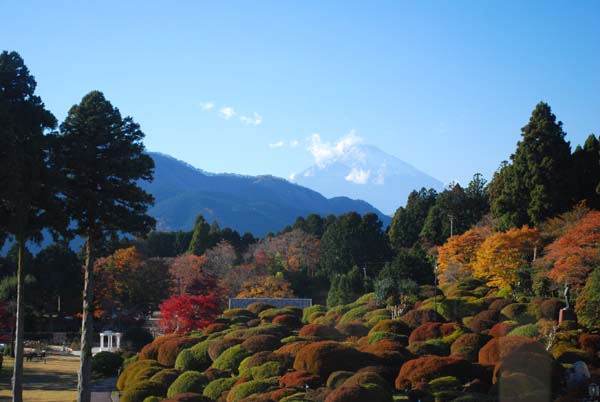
[0,355,79,402]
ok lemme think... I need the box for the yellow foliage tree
[236,275,295,298]
[472,226,539,289]
[437,226,491,284]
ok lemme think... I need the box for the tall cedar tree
[54,91,154,402]
[388,188,437,250]
[572,134,600,209]
[0,51,66,402]
[188,214,211,255]
[489,102,572,228]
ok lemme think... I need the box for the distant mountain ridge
[142,152,390,236]
[294,144,443,215]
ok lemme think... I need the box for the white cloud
[290,139,299,148]
[240,112,263,126]
[307,131,363,167]
[199,101,214,111]
[219,106,236,120]
[345,167,371,184]
[268,141,285,149]
[289,172,297,181]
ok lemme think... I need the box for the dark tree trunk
[12,234,25,402]
[77,233,95,402]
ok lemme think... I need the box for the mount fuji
[293,143,443,215]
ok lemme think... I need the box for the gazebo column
[100,334,104,350]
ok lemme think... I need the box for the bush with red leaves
[478,336,546,366]
[157,336,201,367]
[488,322,518,338]
[272,314,303,329]
[408,322,442,344]
[400,309,446,328]
[299,324,343,340]
[293,341,375,378]
[159,294,221,334]
[395,355,472,390]
[358,340,413,367]
[241,335,282,353]
[279,370,322,388]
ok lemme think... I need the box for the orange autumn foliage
[437,226,491,284]
[472,226,539,289]
[544,210,600,288]
[236,275,295,298]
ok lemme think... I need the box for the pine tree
[0,51,66,402]
[54,91,154,402]
[572,134,600,209]
[489,102,572,228]
[188,214,211,255]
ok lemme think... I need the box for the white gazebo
[99,330,123,352]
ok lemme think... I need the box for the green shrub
[303,305,327,323]
[208,338,244,361]
[166,371,208,398]
[117,359,163,391]
[395,356,472,390]
[293,341,375,378]
[246,302,275,315]
[142,397,162,402]
[507,323,539,338]
[175,340,211,371]
[121,380,164,402]
[500,303,536,324]
[149,368,181,390]
[250,361,283,379]
[369,319,410,335]
[92,351,123,377]
[202,377,236,400]
[158,337,202,367]
[339,305,369,324]
[326,371,354,389]
[211,345,252,373]
[228,380,273,402]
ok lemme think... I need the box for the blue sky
[2,1,599,186]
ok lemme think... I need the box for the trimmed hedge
[478,336,546,366]
[117,359,163,391]
[450,333,491,362]
[149,369,181,390]
[92,351,123,377]
[395,356,472,390]
[298,324,343,340]
[158,337,202,367]
[226,379,274,402]
[121,380,164,402]
[400,309,446,328]
[242,335,282,353]
[293,341,375,378]
[203,377,237,400]
[211,345,252,373]
[167,371,209,398]
[279,370,322,388]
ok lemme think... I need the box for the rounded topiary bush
[467,310,500,334]
[149,368,181,391]
[274,341,311,359]
[478,336,546,366]
[488,299,513,311]
[208,338,244,361]
[407,340,450,357]
[92,351,123,377]
[175,340,211,372]
[142,396,162,402]
[166,371,208,398]
[368,319,411,336]
[491,372,551,402]
[579,333,600,354]
[409,322,443,344]
[158,337,202,367]
[395,356,472,390]
[401,309,446,328]
[488,322,518,338]
[451,333,491,362]
[493,350,562,390]
[239,351,289,375]
[203,323,228,335]
[358,340,412,367]
[299,324,343,340]
[339,305,369,324]
[139,334,177,360]
[247,302,275,315]
[272,314,303,329]
[279,370,322,388]
[117,359,163,391]
[121,380,164,402]
[242,335,282,353]
[507,323,540,338]
[500,303,535,324]
[335,322,369,338]
[211,345,252,373]
[250,361,283,380]
[303,305,327,323]
[203,377,237,400]
[226,379,274,402]
[293,341,374,378]
[538,299,565,320]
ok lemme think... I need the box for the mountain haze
[142,152,390,236]
[294,144,443,214]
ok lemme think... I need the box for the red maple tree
[158,293,221,334]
